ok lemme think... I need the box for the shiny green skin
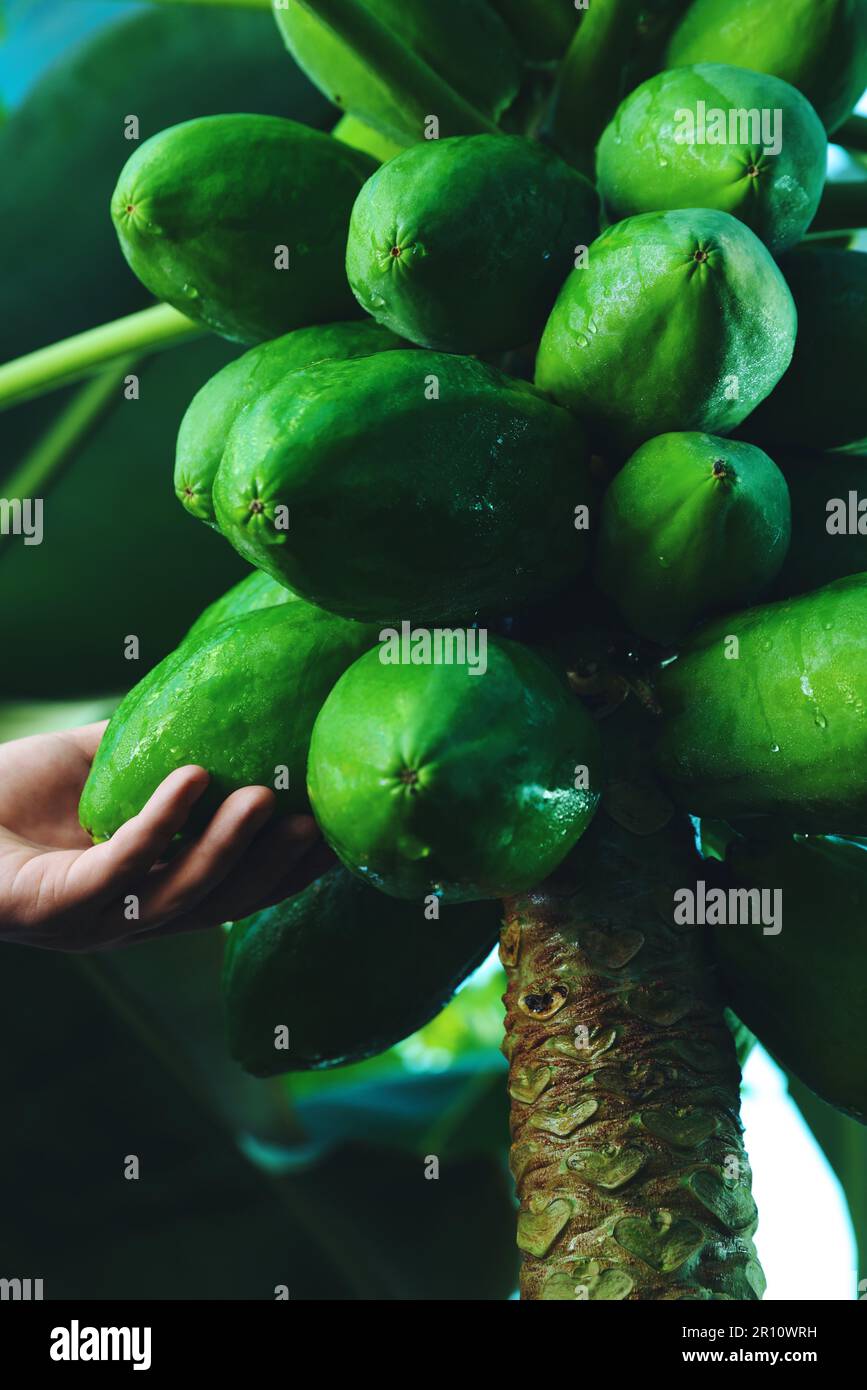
[666,0,867,133]
[183,571,299,645]
[487,0,578,59]
[715,834,867,1120]
[79,605,376,842]
[654,574,867,833]
[307,640,603,903]
[743,251,867,454]
[346,135,599,353]
[213,350,591,624]
[223,865,501,1074]
[175,320,403,526]
[534,209,796,455]
[595,433,791,645]
[111,115,375,344]
[596,65,827,255]
[770,451,867,599]
[274,0,521,144]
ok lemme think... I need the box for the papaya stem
[0,304,201,413]
[809,178,867,234]
[836,113,867,155]
[291,0,499,138]
[548,0,643,172]
[501,812,764,1301]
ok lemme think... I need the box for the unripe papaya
[110,115,375,344]
[183,571,299,645]
[665,0,867,133]
[596,65,827,255]
[346,135,599,353]
[79,604,376,843]
[653,574,867,833]
[486,0,578,60]
[594,433,791,645]
[770,451,867,599]
[273,0,522,144]
[213,350,591,624]
[534,209,796,455]
[714,833,867,1120]
[742,250,867,455]
[223,865,501,1074]
[175,320,403,526]
[307,639,602,902]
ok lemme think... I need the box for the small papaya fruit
[714,833,867,1120]
[175,319,403,526]
[594,433,791,645]
[596,65,827,255]
[213,350,591,624]
[346,135,599,353]
[79,604,377,843]
[534,209,796,455]
[770,450,867,599]
[183,571,299,645]
[110,115,375,344]
[273,0,522,144]
[223,864,501,1074]
[741,250,867,455]
[307,638,602,902]
[653,574,867,833]
[665,0,867,133]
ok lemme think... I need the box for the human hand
[0,722,335,951]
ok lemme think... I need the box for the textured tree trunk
[501,809,765,1302]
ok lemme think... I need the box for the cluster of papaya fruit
[73,0,867,1234]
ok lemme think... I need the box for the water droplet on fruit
[814,713,828,730]
[181,282,200,300]
[576,334,589,348]
[769,742,780,754]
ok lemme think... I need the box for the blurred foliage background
[0,1,864,1300]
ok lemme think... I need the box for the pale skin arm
[0,721,335,952]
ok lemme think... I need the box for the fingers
[60,720,110,762]
[80,766,212,898]
[134,785,276,926]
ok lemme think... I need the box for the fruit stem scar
[693,248,709,263]
[249,499,265,514]
[389,245,402,258]
[712,458,735,484]
[398,767,419,786]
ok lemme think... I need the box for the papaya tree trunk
[501,810,765,1302]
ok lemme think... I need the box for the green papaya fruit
[307,639,602,902]
[183,571,300,645]
[741,250,867,455]
[175,319,404,526]
[714,833,867,1120]
[534,209,796,455]
[653,574,867,833]
[665,0,867,133]
[345,134,599,353]
[594,432,792,645]
[213,350,592,624]
[770,450,867,598]
[79,604,376,843]
[223,864,501,1074]
[110,115,375,344]
[273,0,522,144]
[596,65,827,255]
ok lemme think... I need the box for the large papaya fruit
[182,571,299,645]
[596,65,827,254]
[534,209,796,455]
[307,638,602,902]
[346,134,599,354]
[665,0,867,133]
[213,350,592,624]
[594,433,791,645]
[223,864,501,1073]
[741,250,867,455]
[111,115,375,344]
[273,0,522,144]
[175,320,403,527]
[79,604,376,843]
[770,451,867,599]
[713,833,867,1120]
[653,574,867,833]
